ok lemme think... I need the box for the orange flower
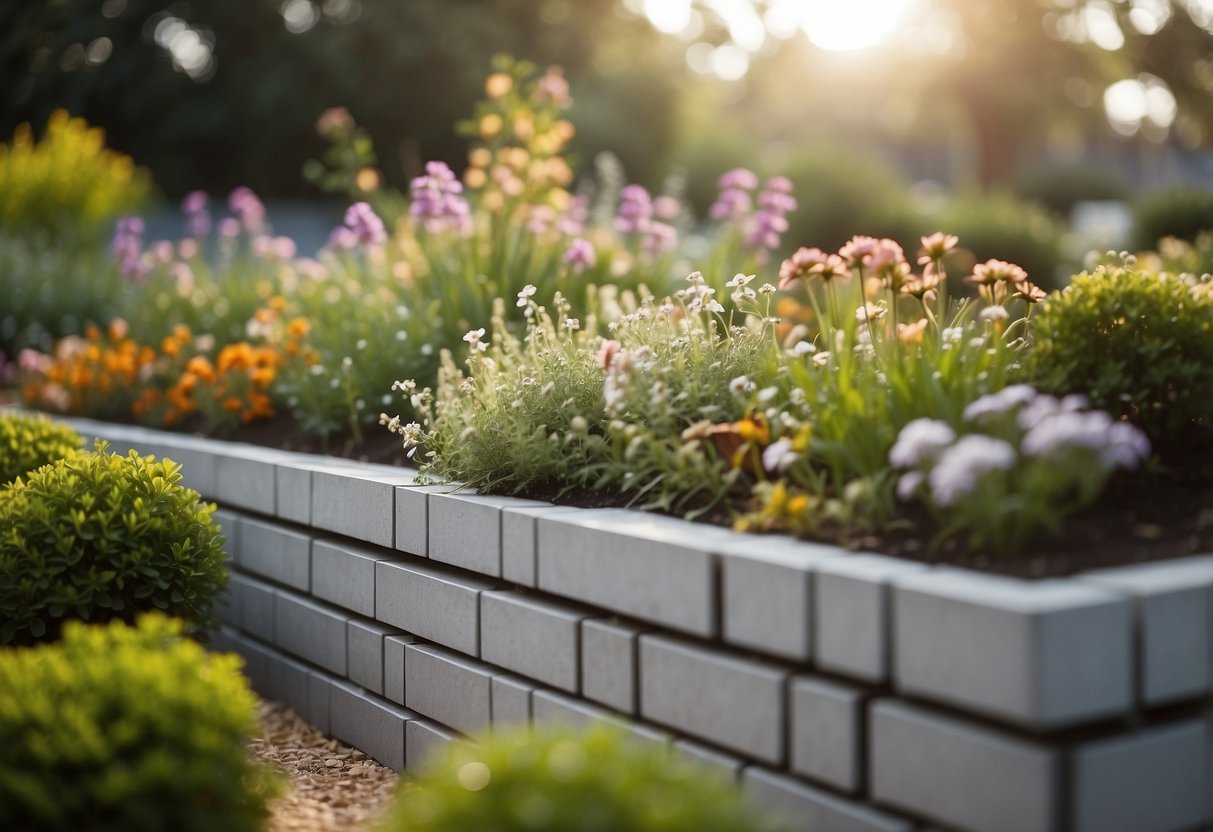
[222,397,243,413]
[286,317,310,338]
[186,356,215,382]
[217,343,252,373]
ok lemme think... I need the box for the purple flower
[744,176,798,254]
[228,186,266,233]
[710,187,752,222]
[642,221,678,256]
[110,216,147,280]
[328,226,359,250]
[556,195,589,236]
[614,184,653,236]
[181,190,211,238]
[717,168,759,191]
[889,418,957,469]
[928,435,1017,506]
[563,237,597,272]
[343,201,388,246]
[654,195,682,221]
[409,161,472,235]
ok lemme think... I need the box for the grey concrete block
[215,582,239,628]
[744,767,914,832]
[537,509,721,637]
[228,632,273,695]
[376,560,495,656]
[347,618,396,695]
[212,508,242,563]
[893,569,1133,728]
[815,553,927,683]
[267,650,312,718]
[870,699,1060,832]
[312,539,391,618]
[213,446,282,515]
[394,484,456,556]
[274,591,348,675]
[211,626,238,655]
[721,539,840,662]
[428,492,549,578]
[671,739,743,782]
[490,674,533,730]
[480,591,584,692]
[405,644,495,736]
[502,506,581,587]
[791,676,864,793]
[1081,556,1213,706]
[1071,719,1209,832]
[581,617,645,715]
[330,681,412,770]
[406,719,461,772]
[639,634,787,765]
[153,435,218,497]
[384,634,416,706]
[312,465,416,549]
[532,690,669,748]
[232,572,276,642]
[275,462,314,525]
[239,517,311,592]
[307,670,332,734]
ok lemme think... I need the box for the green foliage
[1133,187,1213,251]
[936,193,1068,290]
[0,613,279,832]
[379,723,783,832]
[0,412,81,485]
[0,442,227,645]
[1028,263,1213,455]
[0,233,132,359]
[0,110,150,242]
[1013,161,1130,218]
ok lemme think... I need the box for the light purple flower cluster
[710,168,758,221]
[409,161,472,235]
[926,435,1016,506]
[745,176,797,253]
[344,202,388,247]
[228,186,265,233]
[614,184,677,257]
[110,216,146,280]
[563,237,597,272]
[557,195,588,236]
[181,190,210,238]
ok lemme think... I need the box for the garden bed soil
[253,700,397,832]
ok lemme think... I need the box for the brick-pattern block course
[639,634,787,765]
[273,591,349,676]
[480,591,584,692]
[501,505,582,587]
[744,767,914,832]
[404,643,495,736]
[312,539,391,618]
[239,517,311,592]
[532,690,669,748]
[347,618,397,695]
[490,674,533,730]
[376,560,495,656]
[427,492,550,578]
[581,617,646,715]
[212,446,283,515]
[330,681,413,771]
[311,465,416,549]
[231,573,276,643]
[406,719,461,771]
[790,676,865,793]
[383,634,416,706]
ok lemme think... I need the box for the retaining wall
[64,417,1213,832]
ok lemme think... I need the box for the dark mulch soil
[38,405,1213,580]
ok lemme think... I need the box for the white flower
[729,375,756,398]
[792,340,816,357]
[759,283,777,294]
[942,326,964,344]
[962,384,1038,423]
[516,284,537,307]
[979,305,1009,323]
[565,318,580,331]
[896,471,924,501]
[928,435,1017,506]
[889,419,957,468]
[685,271,705,284]
[812,351,832,367]
[463,327,488,352]
[761,437,798,473]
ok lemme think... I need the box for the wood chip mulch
[251,700,400,832]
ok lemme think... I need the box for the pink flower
[839,235,879,266]
[563,237,597,271]
[597,339,621,371]
[918,232,958,265]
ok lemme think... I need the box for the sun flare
[797,0,919,52]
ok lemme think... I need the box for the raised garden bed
[60,414,1213,832]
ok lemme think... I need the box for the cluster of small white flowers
[961,384,1037,422]
[888,418,956,468]
[1021,409,1150,470]
[761,436,798,473]
[379,414,425,458]
[729,375,756,399]
[463,327,488,352]
[927,435,1017,506]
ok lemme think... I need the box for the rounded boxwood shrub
[1028,265,1213,456]
[0,613,278,832]
[1133,186,1213,251]
[381,724,784,832]
[0,412,82,485]
[937,192,1069,290]
[0,442,226,644]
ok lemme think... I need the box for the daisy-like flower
[918,232,959,265]
[928,435,1017,506]
[516,284,538,307]
[889,418,957,468]
[839,235,880,266]
[726,272,757,303]
[729,375,757,398]
[762,436,799,473]
[967,259,1028,286]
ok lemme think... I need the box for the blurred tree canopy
[0,0,684,198]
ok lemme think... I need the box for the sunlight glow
[796,0,920,52]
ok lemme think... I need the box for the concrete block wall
[68,418,1213,832]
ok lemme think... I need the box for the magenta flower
[228,186,266,233]
[563,237,597,272]
[110,216,146,280]
[343,202,388,246]
[614,184,654,236]
[717,168,759,191]
[743,177,797,255]
[181,190,211,238]
[409,161,472,235]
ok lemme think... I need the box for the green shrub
[936,192,1069,290]
[0,613,278,832]
[1028,264,1213,456]
[1133,187,1213,251]
[380,724,783,832]
[0,412,82,485]
[0,442,227,644]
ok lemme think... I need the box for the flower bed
[55,414,1213,832]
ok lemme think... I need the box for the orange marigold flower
[108,318,129,342]
[186,356,215,382]
[217,343,252,372]
[223,397,243,413]
[287,317,310,338]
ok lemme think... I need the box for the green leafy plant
[1028,263,1213,457]
[935,192,1069,291]
[379,724,783,832]
[1013,161,1130,218]
[0,412,81,485]
[1133,187,1213,251]
[0,442,227,644]
[0,613,279,832]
